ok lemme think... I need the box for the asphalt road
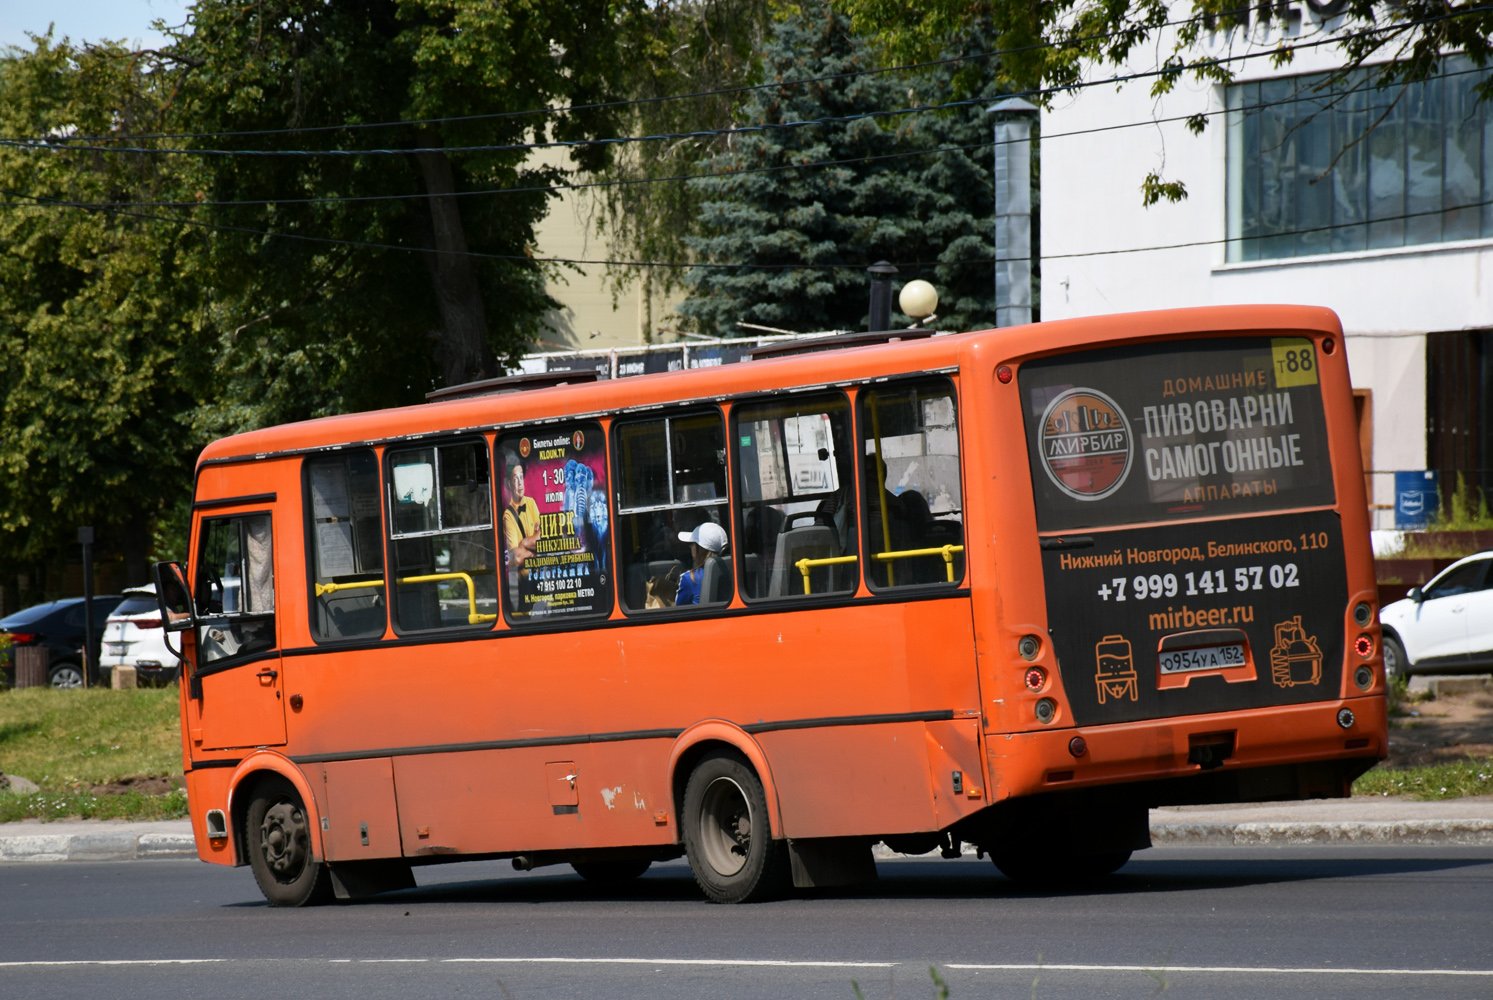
[3,846,1491,999]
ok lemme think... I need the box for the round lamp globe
[898,279,938,319]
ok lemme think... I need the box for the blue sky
[0,0,189,51]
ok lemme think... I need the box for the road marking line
[947,964,1493,977]
[0,960,226,967]
[442,958,896,968]
[4,958,1485,976]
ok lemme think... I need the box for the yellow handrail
[315,572,497,624]
[314,579,385,597]
[872,544,965,583]
[794,555,859,595]
[868,395,896,587]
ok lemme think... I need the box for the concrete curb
[0,831,196,863]
[1150,819,1493,847]
[866,820,1493,861]
[5,819,1492,863]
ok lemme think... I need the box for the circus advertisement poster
[497,424,612,620]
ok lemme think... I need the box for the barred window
[1227,58,1493,262]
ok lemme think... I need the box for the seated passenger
[675,522,728,606]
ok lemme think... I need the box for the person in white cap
[675,521,728,605]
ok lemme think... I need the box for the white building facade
[1040,3,1493,527]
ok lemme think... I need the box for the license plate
[107,643,129,656]
[1159,643,1246,674]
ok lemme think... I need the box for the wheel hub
[260,800,308,880]
[698,777,752,877]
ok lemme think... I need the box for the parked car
[1379,550,1493,679]
[100,585,181,686]
[0,595,125,688]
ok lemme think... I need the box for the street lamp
[899,279,939,327]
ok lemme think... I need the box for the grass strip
[0,687,186,822]
[1353,758,1493,800]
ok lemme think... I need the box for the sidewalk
[4,797,1492,862]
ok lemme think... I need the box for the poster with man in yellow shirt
[498,426,611,619]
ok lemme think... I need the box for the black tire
[245,775,333,907]
[47,662,84,689]
[1382,634,1411,681]
[571,859,653,883]
[682,751,790,903]
[992,848,1132,885]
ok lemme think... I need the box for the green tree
[0,35,208,587]
[840,0,1493,203]
[589,0,773,311]
[678,1,1005,335]
[156,0,629,418]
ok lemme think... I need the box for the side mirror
[1407,586,1424,603]
[152,561,197,633]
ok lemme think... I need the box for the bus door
[188,512,286,751]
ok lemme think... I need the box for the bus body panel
[176,305,1387,877]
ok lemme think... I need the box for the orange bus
[152,304,1386,906]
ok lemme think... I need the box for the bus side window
[734,394,858,599]
[861,380,965,588]
[307,450,388,641]
[195,513,277,665]
[615,410,732,612]
[385,441,498,632]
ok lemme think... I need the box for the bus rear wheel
[682,752,789,903]
[571,859,652,883]
[246,776,333,907]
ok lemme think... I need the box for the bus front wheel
[246,776,333,907]
[682,752,789,903]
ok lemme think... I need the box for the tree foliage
[589,0,773,302]
[678,1,1006,335]
[0,35,207,585]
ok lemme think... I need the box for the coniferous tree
[678,2,1008,335]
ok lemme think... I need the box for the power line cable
[4,61,1481,212]
[21,6,1305,145]
[4,8,1480,160]
[2,187,1486,271]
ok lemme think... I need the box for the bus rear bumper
[987,694,1388,805]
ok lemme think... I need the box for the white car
[1379,551,1493,680]
[100,585,181,686]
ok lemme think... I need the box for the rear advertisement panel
[1039,511,1346,725]
[1018,337,1347,725]
[1020,337,1334,531]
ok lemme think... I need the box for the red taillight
[1024,666,1046,691]
[1354,634,1374,658]
[4,632,37,645]
[997,365,1013,384]
[135,619,163,630]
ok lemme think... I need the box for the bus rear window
[1019,337,1335,531]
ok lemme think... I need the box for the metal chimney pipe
[989,98,1038,327]
[867,261,898,332]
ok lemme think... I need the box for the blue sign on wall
[1394,470,1439,529]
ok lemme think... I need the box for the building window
[1227,58,1492,262]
